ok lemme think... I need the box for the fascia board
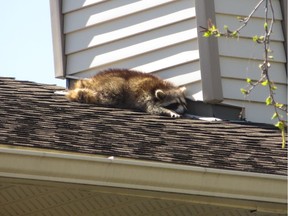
[0,146,286,207]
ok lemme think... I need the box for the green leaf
[253,35,264,43]
[259,36,265,41]
[237,16,245,22]
[264,22,268,30]
[275,121,287,149]
[223,25,228,30]
[267,62,271,68]
[275,121,284,130]
[271,85,277,90]
[252,35,259,42]
[246,78,252,84]
[275,103,284,108]
[258,63,264,69]
[215,33,221,37]
[211,25,217,31]
[261,80,269,86]
[203,32,211,37]
[240,88,248,95]
[271,112,278,119]
[231,31,238,37]
[265,96,272,105]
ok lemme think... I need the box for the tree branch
[200,0,287,148]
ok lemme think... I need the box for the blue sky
[0,0,65,87]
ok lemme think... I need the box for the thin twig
[235,0,265,33]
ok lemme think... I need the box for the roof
[0,77,286,175]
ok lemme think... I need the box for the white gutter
[0,145,286,213]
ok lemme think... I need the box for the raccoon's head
[155,86,187,114]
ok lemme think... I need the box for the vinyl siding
[52,0,287,124]
[62,0,201,100]
[214,0,287,123]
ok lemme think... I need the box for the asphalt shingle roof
[0,77,286,175]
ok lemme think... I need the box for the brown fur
[66,69,186,117]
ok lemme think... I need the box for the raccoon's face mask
[155,87,187,114]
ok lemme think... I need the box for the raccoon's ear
[179,86,186,92]
[155,89,166,100]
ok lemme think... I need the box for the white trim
[50,0,66,78]
[0,145,286,209]
[195,0,223,103]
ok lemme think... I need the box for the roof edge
[0,146,286,212]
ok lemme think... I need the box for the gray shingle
[0,78,286,175]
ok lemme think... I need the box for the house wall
[62,0,202,100]
[214,0,287,123]
[51,0,287,124]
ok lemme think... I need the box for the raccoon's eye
[164,103,180,110]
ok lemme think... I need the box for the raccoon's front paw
[169,111,181,118]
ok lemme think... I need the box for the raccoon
[66,69,187,117]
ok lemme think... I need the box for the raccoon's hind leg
[66,88,97,104]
